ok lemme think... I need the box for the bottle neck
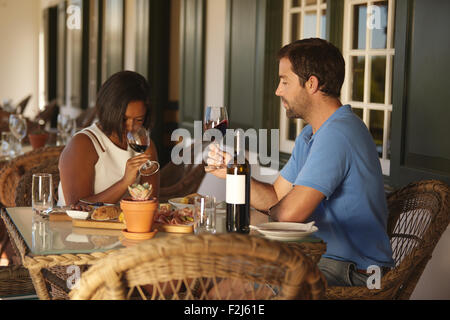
[233,130,245,164]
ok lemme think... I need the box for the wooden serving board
[49,212,73,222]
[154,223,193,234]
[72,219,126,230]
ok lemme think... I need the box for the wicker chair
[0,146,64,207]
[15,157,61,207]
[159,143,206,203]
[325,180,450,300]
[0,218,36,298]
[159,162,206,203]
[17,95,32,115]
[69,234,326,300]
[0,265,36,297]
[76,107,97,129]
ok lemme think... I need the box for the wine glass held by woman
[57,71,160,206]
[127,126,160,176]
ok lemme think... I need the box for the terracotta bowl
[28,133,49,150]
[120,198,158,233]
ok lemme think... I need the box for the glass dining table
[1,206,326,300]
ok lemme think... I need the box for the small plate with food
[169,197,195,209]
[168,193,200,209]
[154,206,195,233]
[66,210,90,220]
[90,205,122,221]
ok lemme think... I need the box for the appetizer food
[179,197,195,205]
[128,183,153,201]
[154,207,194,225]
[91,206,121,221]
[159,203,172,211]
[70,203,94,212]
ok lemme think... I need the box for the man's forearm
[250,178,279,212]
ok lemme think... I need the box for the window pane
[370,1,388,49]
[291,13,300,41]
[320,9,327,39]
[305,0,317,5]
[352,56,365,101]
[352,4,367,50]
[292,0,300,7]
[352,107,363,120]
[370,56,386,104]
[288,119,297,141]
[369,110,384,158]
[103,0,124,82]
[303,10,316,38]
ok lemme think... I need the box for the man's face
[275,57,310,119]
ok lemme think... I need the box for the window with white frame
[342,0,395,175]
[280,0,327,154]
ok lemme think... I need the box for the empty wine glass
[126,126,160,176]
[1,132,12,160]
[204,106,229,170]
[9,114,27,155]
[57,114,76,145]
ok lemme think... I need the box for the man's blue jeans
[317,257,370,287]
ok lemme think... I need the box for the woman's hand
[204,143,232,180]
[122,153,152,186]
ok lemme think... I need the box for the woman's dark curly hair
[96,71,152,142]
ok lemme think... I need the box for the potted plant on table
[28,120,49,150]
[120,183,158,238]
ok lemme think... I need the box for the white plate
[168,197,195,209]
[65,234,89,243]
[66,210,90,220]
[253,222,318,239]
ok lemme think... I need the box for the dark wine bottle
[226,130,250,233]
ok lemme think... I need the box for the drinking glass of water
[194,195,216,234]
[32,173,53,216]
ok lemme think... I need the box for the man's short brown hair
[278,38,345,98]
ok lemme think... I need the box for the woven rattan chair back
[0,146,64,207]
[70,234,326,300]
[15,157,60,207]
[159,142,206,203]
[325,180,450,300]
[76,107,97,129]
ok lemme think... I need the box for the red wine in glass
[214,119,228,136]
[127,127,160,176]
[204,106,229,170]
[129,143,148,153]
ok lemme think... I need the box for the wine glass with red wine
[127,126,160,176]
[204,106,229,170]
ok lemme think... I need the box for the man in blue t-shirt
[207,38,394,287]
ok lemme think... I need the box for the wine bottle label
[226,174,246,204]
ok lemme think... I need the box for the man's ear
[306,75,320,94]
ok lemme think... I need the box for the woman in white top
[58,71,159,206]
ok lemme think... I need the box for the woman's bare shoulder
[60,133,98,164]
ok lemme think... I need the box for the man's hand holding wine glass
[205,143,232,180]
